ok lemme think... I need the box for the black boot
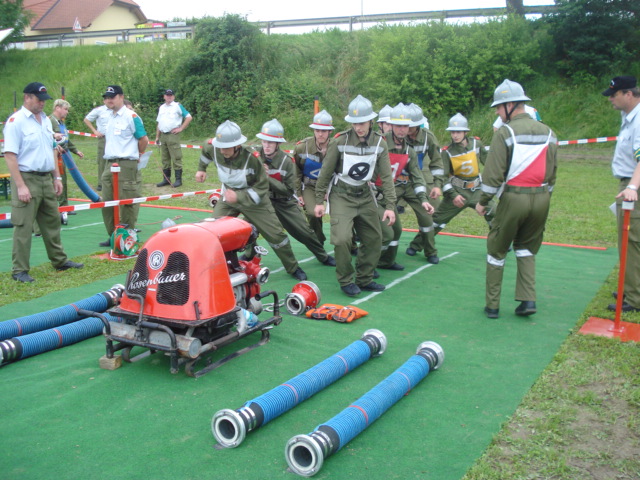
[156,169,171,187]
[172,169,182,188]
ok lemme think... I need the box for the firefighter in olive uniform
[433,113,495,233]
[293,110,335,245]
[476,79,558,319]
[255,118,335,266]
[377,103,433,270]
[405,103,444,263]
[195,120,307,281]
[314,95,397,297]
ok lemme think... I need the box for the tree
[0,0,33,48]
[176,14,265,124]
[506,0,525,16]
[546,0,640,76]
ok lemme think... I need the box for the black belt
[23,171,50,176]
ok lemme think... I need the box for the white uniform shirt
[612,102,640,178]
[84,105,111,135]
[3,106,55,172]
[156,101,190,133]
[104,106,147,161]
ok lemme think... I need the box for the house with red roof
[21,0,148,48]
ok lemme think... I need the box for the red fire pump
[101,216,282,377]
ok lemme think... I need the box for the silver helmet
[491,79,530,107]
[377,104,392,123]
[309,110,335,130]
[212,120,247,148]
[344,94,377,123]
[446,113,470,131]
[407,103,429,129]
[256,118,286,143]
[388,103,412,126]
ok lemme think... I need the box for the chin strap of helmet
[505,102,522,123]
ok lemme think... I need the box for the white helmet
[407,103,429,128]
[212,120,247,148]
[344,94,377,123]
[256,118,286,143]
[446,113,470,131]
[388,103,412,126]
[377,104,392,123]
[309,110,335,130]
[491,79,530,107]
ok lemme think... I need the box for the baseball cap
[103,85,124,98]
[164,89,175,95]
[602,76,637,96]
[23,82,52,100]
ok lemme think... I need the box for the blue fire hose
[212,329,388,448]
[0,313,122,365]
[62,150,101,202]
[0,285,123,341]
[284,341,444,477]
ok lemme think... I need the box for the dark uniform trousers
[11,172,67,273]
[377,204,402,268]
[271,197,329,263]
[97,137,106,189]
[301,181,326,244]
[485,186,550,309]
[328,187,381,287]
[433,184,495,233]
[403,185,437,256]
[159,132,183,170]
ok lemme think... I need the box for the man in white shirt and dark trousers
[603,75,640,312]
[155,89,192,188]
[3,82,83,282]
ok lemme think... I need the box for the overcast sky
[135,0,555,26]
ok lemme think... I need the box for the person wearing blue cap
[3,82,83,282]
[603,75,640,312]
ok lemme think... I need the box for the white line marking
[350,251,460,306]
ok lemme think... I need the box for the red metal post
[111,163,121,227]
[613,202,633,333]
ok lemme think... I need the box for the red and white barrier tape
[0,131,622,148]
[0,189,216,221]
[557,136,618,146]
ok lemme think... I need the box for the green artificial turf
[0,214,616,480]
